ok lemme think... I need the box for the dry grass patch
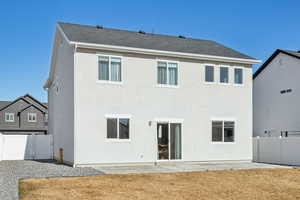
[19,168,300,200]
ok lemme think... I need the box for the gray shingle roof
[59,22,255,60]
[0,101,11,110]
[281,50,300,58]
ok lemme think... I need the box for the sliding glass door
[157,123,182,160]
[170,123,182,160]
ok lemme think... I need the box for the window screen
[205,66,214,82]
[220,67,229,83]
[212,121,223,142]
[107,118,118,138]
[234,68,243,84]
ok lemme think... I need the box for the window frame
[28,113,37,123]
[219,66,230,85]
[97,54,123,85]
[204,64,216,84]
[44,113,48,122]
[211,119,235,143]
[5,113,15,122]
[234,67,244,86]
[105,114,131,141]
[156,60,179,88]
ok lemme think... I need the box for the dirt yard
[19,168,300,200]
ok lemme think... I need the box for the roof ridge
[0,94,47,112]
[280,49,300,54]
[57,21,257,61]
[58,21,214,43]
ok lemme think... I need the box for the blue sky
[0,0,299,101]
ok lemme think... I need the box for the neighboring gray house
[44,22,260,166]
[253,49,300,137]
[0,94,48,135]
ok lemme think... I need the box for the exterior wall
[253,53,300,137]
[48,31,75,164]
[74,49,253,165]
[19,107,45,130]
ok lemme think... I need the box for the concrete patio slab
[92,162,291,174]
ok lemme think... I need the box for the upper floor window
[157,61,178,86]
[45,113,48,122]
[212,120,235,142]
[234,68,243,84]
[205,65,214,82]
[98,56,122,82]
[5,113,14,122]
[107,118,130,139]
[44,113,48,126]
[28,113,37,122]
[220,67,229,83]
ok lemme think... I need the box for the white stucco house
[44,22,260,166]
[253,49,300,137]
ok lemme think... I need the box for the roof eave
[71,41,261,65]
[43,79,51,89]
[43,80,49,89]
[44,24,74,89]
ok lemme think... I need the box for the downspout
[73,43,77,167]
[18,112,21,128]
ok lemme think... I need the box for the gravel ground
[0,160,103,200]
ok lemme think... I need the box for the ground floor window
[107,117,130,139]
[212,120,235,142]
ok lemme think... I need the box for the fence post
[50,135,54,160]
[256,136,260,163]
[29,134,36,160]
[0,133,3,161]
[279,136,283,164]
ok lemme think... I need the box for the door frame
[155,118,184,162]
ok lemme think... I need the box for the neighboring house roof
[58,22,255,60]
[24,93,48,109]
[0,94,47,112]
[0,101,11,110]
[18,104,46,115]
[253,49,300,79]
[0,97,32,112]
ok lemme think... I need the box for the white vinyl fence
[0,133,53,161]
[253,137,300,166]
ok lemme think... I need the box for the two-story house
[0,94,48,135]
[44,22,260,166]
[253,49,300,137]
